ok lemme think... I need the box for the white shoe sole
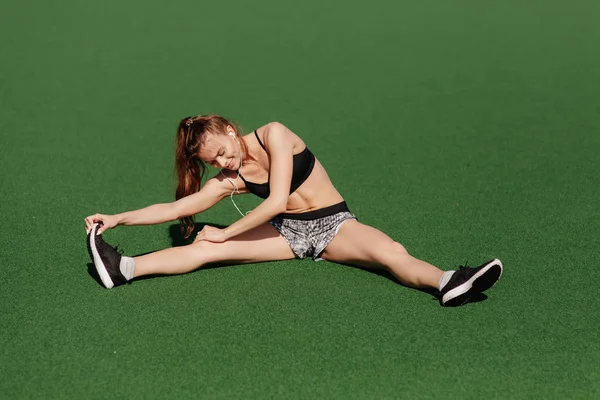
[442,259,503,306]
[88,223,115,289]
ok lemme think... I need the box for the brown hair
[175,115,251,238]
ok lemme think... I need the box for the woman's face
[198,130,241,170]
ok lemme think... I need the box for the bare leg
[320,220,443,289]
[133,223,295,278]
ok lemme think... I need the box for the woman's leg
[133,223,295,278]
[320,220,443,289]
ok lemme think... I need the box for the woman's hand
[85,214,120,235]
[194,225,227,243]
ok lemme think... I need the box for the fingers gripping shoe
[87,223,128,289]
[440,259,503,306]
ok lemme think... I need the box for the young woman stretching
[85,115,503,306]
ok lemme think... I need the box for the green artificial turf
[1,0,599,398]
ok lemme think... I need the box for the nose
[217,156,229,169]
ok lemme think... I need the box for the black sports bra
[238,131,315,199]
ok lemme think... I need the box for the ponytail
[175,117,207,238]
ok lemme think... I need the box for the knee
[371,241,408,265]
[381,241,408,258]
[391,241,408,255]
[188,240,220,265]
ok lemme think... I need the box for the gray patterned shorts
[269,202,357,261]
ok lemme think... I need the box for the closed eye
[210,148,225,166]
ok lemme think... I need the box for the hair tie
[185,117,194,127]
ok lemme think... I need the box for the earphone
[220,132,251,217]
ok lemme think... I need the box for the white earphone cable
[221,133,251,217]
[220,170,247,217]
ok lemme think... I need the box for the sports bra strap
[254,130,267,151]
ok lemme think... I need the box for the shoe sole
[88,224,115,289]
[442,259,503,307]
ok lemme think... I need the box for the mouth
[226,160,234,170]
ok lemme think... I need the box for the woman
[85,115,502,306]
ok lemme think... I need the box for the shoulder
[256,122,302,151]
[209,170,248,195]
[258,121,289,138]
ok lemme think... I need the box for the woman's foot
[87,223,129,288]
[439,259,503,306]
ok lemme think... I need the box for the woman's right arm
[85,176,233,234]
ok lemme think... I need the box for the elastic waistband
[279,201,350,220]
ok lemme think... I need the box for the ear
[226,125,236,136]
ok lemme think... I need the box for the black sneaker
[440,259,503,306]
[87,223,128,289]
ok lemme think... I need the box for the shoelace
[458,261,470,270]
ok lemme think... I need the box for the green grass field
[1,0,599,398]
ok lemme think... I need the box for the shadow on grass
[167,222,228,247]
[86,222,490,305]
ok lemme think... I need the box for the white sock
[438,270,455,291]
[119,256,135,281]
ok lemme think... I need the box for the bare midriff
[283,158,345,213]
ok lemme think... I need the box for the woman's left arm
[196,122,294,243]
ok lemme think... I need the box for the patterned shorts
[269,201,357,261]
